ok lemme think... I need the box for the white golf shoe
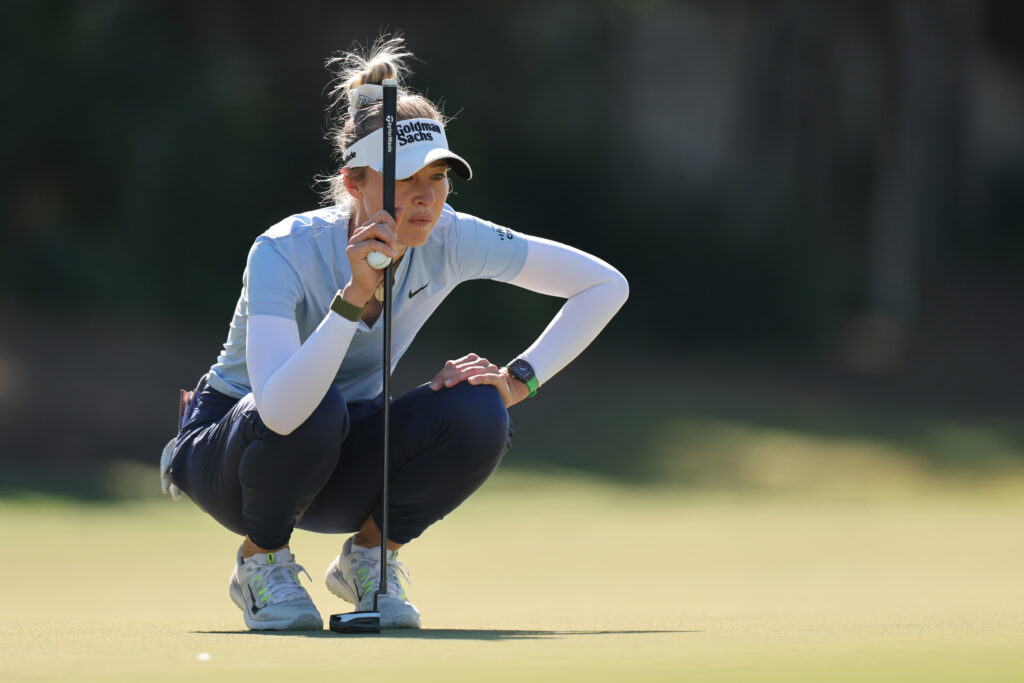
[228,546,323,630]
[325,536,421,628]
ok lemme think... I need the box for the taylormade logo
[385,115,394,153]
[397,120,442,145]
[342,149,356,165]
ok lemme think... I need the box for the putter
[330,78,398,635]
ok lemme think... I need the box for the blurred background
[1,0,1022,497]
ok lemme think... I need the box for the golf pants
[169,376,513,550]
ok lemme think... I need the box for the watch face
[509,359,534,382]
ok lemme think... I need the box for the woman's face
[352,160,450,249]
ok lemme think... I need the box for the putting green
[3,470,1024,682]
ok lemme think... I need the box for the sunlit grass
[3,469,1024,682]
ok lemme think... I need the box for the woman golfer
[161,38,628,630]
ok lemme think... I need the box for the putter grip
[382,79,397,220]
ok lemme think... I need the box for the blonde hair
[322,36,447,207]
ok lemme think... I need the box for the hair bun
[355,58,399,88]
[328,35,413,109]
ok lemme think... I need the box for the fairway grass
[3,471,1024,682]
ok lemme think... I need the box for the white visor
[342,117,473,180]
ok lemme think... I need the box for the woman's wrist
[330,290,366,322]
[341,282,373,308]
[501,368,533,406]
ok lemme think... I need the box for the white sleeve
[505,236,629,386]
[246,312,359,435]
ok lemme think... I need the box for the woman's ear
[342,169,362,199]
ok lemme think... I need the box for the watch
[505,358,539,398]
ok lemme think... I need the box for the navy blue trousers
[169,378,513,550]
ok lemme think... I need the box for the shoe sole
[229,581,323,631]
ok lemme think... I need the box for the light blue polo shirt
[206,204,528,402]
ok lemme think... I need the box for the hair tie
[346,83,405,118]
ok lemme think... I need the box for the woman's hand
[429,353,531,408]
[343,209,402,305]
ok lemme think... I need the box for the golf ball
[367,251,392,270]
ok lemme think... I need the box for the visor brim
[396,148,473,181]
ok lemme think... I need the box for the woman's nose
[412,183,434,205]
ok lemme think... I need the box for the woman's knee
[444,383,512,456]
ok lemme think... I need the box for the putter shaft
[375,78,398,609]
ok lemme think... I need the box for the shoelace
[352,552,412,599]
[257,560,313,603]
[387,555,412,597]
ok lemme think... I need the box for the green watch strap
[507,359,539,398]
[330,290,365,322]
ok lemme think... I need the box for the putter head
[329,610,381,634]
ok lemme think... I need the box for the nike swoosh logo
[248,585,265,614]
[408,282,429,299]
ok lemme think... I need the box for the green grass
[3,469,1024,682]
